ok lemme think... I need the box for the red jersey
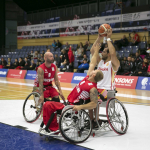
[133,34,140,42]
[67,76,97,103]
[34,63,56,87]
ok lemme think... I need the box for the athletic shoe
[39,129,51,136]
[38,127,43,133]
[92,119,108,129]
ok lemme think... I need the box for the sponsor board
[57,72,74,83]
[136,77,150,90]
[71,73,87,84]
[7,69,26,79]
[115,75,138,89]
[0,69,8,77]
[25,71,37,80]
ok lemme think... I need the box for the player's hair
[94,71,103,82]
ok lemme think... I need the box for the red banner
[115,75,138,89]
[57,72,74,83]
[7,69,27,79]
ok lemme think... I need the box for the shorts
[43,101,64,131]
[33,86,59,98]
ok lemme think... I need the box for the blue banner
[71,73,87,84]
[0,69,8,77]
[136,77,150,90]
[25,70,37,80]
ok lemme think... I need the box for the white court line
[0,80,150,101]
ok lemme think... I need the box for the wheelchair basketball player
[90,28,120,127]
[33,52,65,105]
[39,43,104,135]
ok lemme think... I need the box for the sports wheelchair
[22,90,129,144]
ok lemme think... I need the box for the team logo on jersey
[45,69,48,73]
[88,83,93,86]
[106,62,109,66]
[52,67,55,71]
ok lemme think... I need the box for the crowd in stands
[0,31,150,77]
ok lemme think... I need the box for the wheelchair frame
[23,91,129,143]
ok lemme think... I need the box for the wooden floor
[0,77,150,106]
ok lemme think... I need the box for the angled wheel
[106,98,129,135]
[59,108,92,143]
[23,92,43,123]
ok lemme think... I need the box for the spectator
[23,57,31,69]
[46,49,50,52]
[54,54,60,67]
[147,60,150,76]
[146,51,150,60]
[122,56,133,75]
[114,35,129,50]
[132,58,148,76]
[12,58,19,69]
[42,50,45,56]
[52,40,57,49]
[38,53,44,62]
[131,31,140,46]
[79,42,83,47]
[67,46,74,72]
[135,52,143,64]
[75,45,84,60]
[77,58,89,73]
[22,59,36,70]
[86,41,92,51]
[131,57,136,72]
[60,49,69,64]
[28,50,34,59]
[83,41,88,54]
[0,58,7,68]
[79,54,89,66]
[60,59,69,72]
[3,58,12,69]
[64,42,70,52]
[37,51,40,58]
[33,51,38,59]
[56,40,62,49]
[16,57,25,69]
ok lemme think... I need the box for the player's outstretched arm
[37,67,44,103]
[107,28,120,71]
[54,66,65,101]
[72,87,98,111]
[87,43,100,76]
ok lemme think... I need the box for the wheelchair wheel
[59,108,92,143]
[23,92,43,123]
[106,98,129,135]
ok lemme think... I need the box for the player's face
[102,48,108,60]
[46,54,54,63]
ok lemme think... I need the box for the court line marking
[0,80,150,101]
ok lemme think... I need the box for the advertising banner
[136,77,150,90]
[0,69,8,77]
[7,69,26,79]
[71,73,87,84]
[25,70,37,80]
[57,72,74,83]
[17,11,150,38]
[115,75,138,89]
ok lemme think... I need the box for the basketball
[98,24,111,37]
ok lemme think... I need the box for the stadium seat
[139,42,147,50]
[126,46,133,53]
[124,51,130,57]
[109,3,115,10]
[101,11,106,16]
[55,17,60,22]
[106,10,113,16]
[121,47,126,52]
[125,0,131,7]
[132,46,139,53]
[114,9,121,15]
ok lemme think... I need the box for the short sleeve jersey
[34,63,56,87]
[67,76,97,103]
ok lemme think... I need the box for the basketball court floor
[0,77,150,150]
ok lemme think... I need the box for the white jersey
[97,60,117,90]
